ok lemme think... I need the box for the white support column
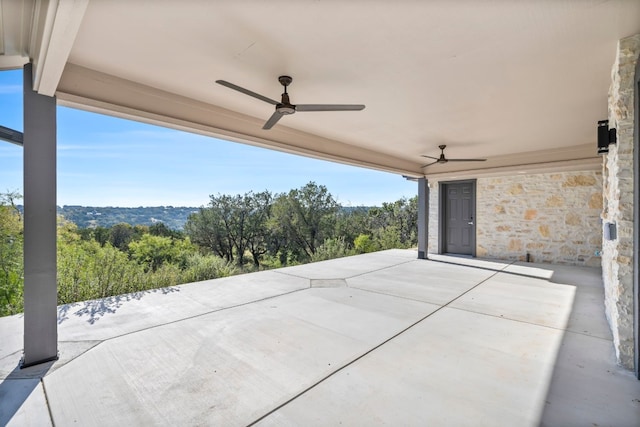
[417,177,429,260]
[22,62,58,367]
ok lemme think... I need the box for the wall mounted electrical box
[604,222,617,240]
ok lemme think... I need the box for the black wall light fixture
[598,119,617,155]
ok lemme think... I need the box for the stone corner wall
[603,34,639,370]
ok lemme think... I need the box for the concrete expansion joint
[448,305,612,340]
[345,259,417,280]
[271,258,415,282]
[247,260,517,426]
[271,270,315,282]
[41,379,55,427]
[99,286,310,343]
[428,258,512,275]
[561,328,613,342]
[347,285,435,304]
[425,260,516,315]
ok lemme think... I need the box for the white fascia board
[0,54,29,70]
[32,0,89,96]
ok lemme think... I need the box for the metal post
[22,63,58,367]
[417,177,429,260]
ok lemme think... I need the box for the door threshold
[442,253,474,259]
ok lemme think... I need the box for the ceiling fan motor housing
[277,104,295,115]
[278,91,295,114]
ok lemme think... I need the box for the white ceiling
[2,0,640,178]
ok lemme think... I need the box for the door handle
[468,216,474,225]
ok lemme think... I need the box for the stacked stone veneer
[602,34,639,370]
[428,171,603,267]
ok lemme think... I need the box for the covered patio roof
[1,250,638,425]
[1,0,639,410]
[2,1,639,177]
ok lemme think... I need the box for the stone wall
[428,172,603,267]
[602,34,639,370]
[477,172,603,266]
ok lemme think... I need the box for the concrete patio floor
[1,249,638,426]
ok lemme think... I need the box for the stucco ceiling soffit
[56,63,423,177]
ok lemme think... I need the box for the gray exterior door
[442,181,476,255]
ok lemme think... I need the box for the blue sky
[0,69,416,207]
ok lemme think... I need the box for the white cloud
[0,84,22,94]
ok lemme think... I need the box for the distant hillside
[55,206,201,229]
[31,206,201,230]
[15,205,375,230]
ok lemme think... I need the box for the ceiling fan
[215,76,365,130]
[421,145,487,167]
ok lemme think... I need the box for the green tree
[270,182,339,262]
[129,234,175,271]
[108,223,136,251]
[129,233,196,271]
[0,192,24,316]
[185,206,234,262]
[186,191,274,267]
[367,197,417,249]
[335,207,370,248]
[393,196,418,245]
[244,191,273,268]
[86,226,110,246]
[373,225,403,249]
[218,194,250,266]
[149,222,183,239]
[187,194,246,264]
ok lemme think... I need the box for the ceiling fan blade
[420,155,440,160]
[448,158,487,162]
[421,160,440,168]
[216,80,279,105]
[296,104,365,112]
[263,111,284,129]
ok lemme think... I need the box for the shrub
[311,237,353,262]
[181,253,238,283]
[354,234,377,253]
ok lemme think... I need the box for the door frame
[633,51,639,380]
[438,179,477,257]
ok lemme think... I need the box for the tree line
[0,182,417,317]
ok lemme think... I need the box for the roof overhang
[2,1,638,178]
